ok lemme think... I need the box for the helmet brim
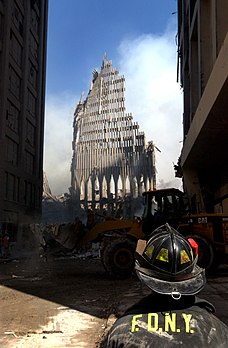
[135,263,206,296]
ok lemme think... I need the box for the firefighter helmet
[135,223,206,299]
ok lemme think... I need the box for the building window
[12,3,24,36]
[26,119,35,146]
[37,186,42,208]
[27,89,36,116]
[5,172,19,202]
[6,100,19,133]
[6,136,18,165]
[24,180,35,207]
[10,30,23,67]
[31,7,39,34]
[25,150,34,174]
[28,60,37,89]
[29,33,38,61]
[9,65,21,99]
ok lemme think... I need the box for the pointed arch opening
[132,177,138,197]
[139,174,145,195]
[125,175,130,194]
[80,178,85,200]
[102,176,108,198]
[110,175,115,196]
[95,175,100,200]
[117,175,123,198]
[87,176,92,201]
[146,177,150,192]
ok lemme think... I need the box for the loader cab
[141,188,187,236]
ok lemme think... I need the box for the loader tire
[186,234,214,270]
[102,238,136,279]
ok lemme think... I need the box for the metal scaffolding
[70,54,156,216]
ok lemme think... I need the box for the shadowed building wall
[0,0,48,230]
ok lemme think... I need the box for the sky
[44,0,183,195]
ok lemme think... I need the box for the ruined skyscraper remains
[70,54,156,216]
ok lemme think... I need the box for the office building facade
[0,0,48,232]
[177,0,228,213]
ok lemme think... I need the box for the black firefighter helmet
[135,223,206,299]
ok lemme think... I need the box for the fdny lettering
[131,313,195,334]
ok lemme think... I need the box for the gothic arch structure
[70,55,156,216]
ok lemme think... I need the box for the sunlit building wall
[178,0,228,213]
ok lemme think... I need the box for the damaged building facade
[42,172,71,224]
[70,55,156,217]
[177,0,228,213]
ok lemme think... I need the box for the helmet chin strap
[171,291,181,300]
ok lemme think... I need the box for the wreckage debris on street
[1,256,228,347]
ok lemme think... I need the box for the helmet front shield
[135,261,206,297]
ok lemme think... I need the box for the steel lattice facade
[70,55,156,215]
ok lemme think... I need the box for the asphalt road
[0,257,228,347]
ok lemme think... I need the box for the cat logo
[198,217,207,224]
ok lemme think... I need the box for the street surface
[0,257,228,347]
